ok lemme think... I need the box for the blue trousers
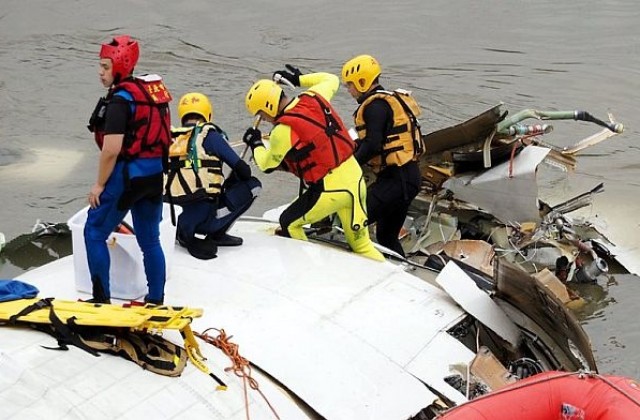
[177,176,261,240]
[84,162,165,302]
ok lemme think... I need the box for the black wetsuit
[355,86,421,257]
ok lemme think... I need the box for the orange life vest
[276,93,355,184]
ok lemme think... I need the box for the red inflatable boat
[439,371,640,419]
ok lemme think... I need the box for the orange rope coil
[195,327,280,420]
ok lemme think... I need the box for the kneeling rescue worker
[165,92,262,260]
[242,65,384,261]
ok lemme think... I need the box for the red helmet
[99,35,139,81]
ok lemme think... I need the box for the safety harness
[276,92,355,196]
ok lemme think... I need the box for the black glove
[242,127,264,150]
[273,64,302,87]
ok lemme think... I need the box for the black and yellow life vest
[165,123,224,205]
[354,89,425,173]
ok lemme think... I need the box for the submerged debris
[401,103,627,286]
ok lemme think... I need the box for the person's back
[342,55,424,257]
[165,92,261,260]
[85,35,171,304]
[242,67,384,262]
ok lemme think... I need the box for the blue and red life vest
[89,74,172,160]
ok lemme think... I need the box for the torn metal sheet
[493,258,597,371]
[422,104,504,156]
[436,261,521,348]
[442,240,495,277]
[443,146,550,223]
[534,268,572,304]
[470,346,517,391]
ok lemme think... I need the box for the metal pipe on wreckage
[496,109,624,135]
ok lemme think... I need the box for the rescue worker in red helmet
[86,35,172,304]
[242,66,384,262]
[341,54,425,257]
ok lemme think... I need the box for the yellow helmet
[245,79,283,118]
[178,92,213,123]
[341,54,381,93]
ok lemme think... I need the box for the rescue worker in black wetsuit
[341,55,425,257]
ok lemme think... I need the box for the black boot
[89,275,111,304]
[176,229,189,248]
[177,229,218,259]
[144,295,164,306]
[209,233,243,247]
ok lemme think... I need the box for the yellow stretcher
[0,297,202,330]
[0,297,227,390]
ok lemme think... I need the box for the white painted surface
[0,218,479,420]
[436,261,521,347]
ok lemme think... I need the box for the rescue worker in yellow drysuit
[242,66,384,261]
